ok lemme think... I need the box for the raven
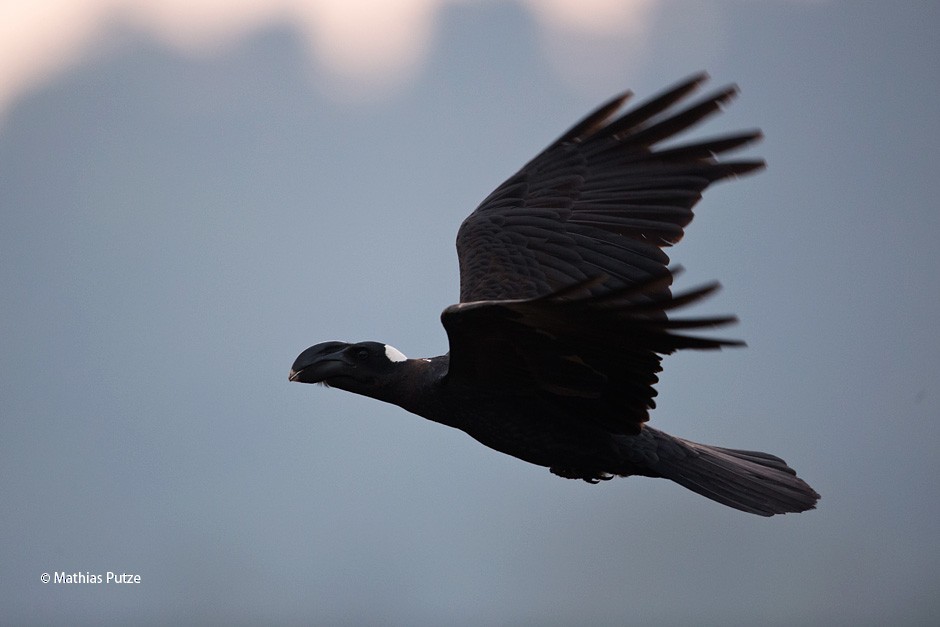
[290,74,819,516]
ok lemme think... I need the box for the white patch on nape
[383,344,408,363]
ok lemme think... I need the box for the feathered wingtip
[600,72,714,141]
[527,268,745,352]
[554,72,711,145]
[551,72,765,181]
[556,91,633,144]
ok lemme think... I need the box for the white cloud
[0,0,657,117]
[532,0,655,35]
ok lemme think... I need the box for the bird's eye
[356,348,370,361]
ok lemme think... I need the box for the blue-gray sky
[2,1,939,625]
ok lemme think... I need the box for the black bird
[290,74,819,516]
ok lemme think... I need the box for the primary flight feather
[290,73,820,516]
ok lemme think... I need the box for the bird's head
[289,341,409,392]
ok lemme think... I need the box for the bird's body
[290,74,820,516]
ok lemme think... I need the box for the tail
[641,427,820,516]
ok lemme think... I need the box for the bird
[289,73,820,516]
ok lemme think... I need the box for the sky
[2,0,939,625]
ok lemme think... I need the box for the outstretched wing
[441,273,744,434]
[456,73,763,303]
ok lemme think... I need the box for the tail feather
[644,428,820,516]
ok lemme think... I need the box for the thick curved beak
[289,341,350,384]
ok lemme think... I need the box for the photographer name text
[42,571,141,584]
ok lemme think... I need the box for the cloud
[0,0,661,117]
